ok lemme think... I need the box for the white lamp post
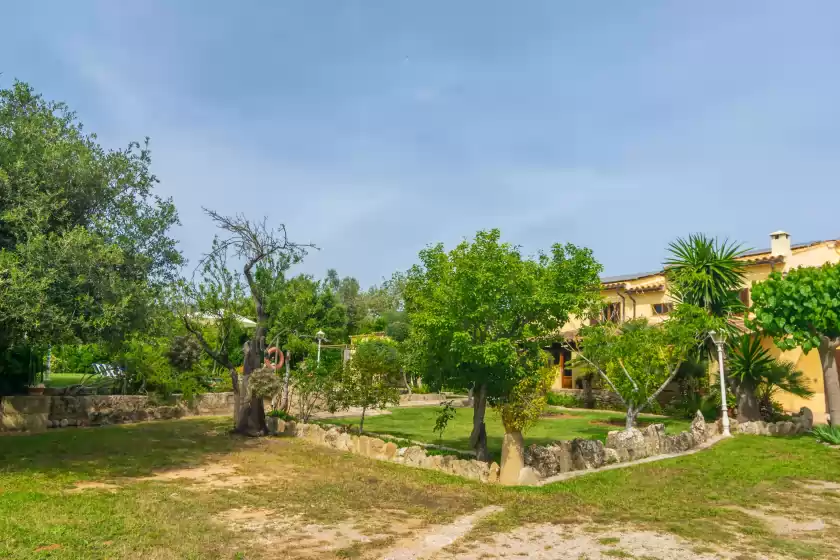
[709,330,731,437]
[316,329,326,365]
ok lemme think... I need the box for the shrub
[248,367,282,399]
[546,392,583,408]
[166,336,203,372]
[267,409,296,421]
[811,425,840,445]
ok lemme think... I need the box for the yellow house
[551,231,840,422]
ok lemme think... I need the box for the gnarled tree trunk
[736,380,761,422]
[819,337,840,427]
[235,340,268,436]
[469,383,489,461]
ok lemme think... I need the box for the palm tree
[757,360,814,419]
[728,334,813,421]
[665,234,747,318]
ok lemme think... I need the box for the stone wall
[0,392,236,432]
[269,419,501,483]
[522,407,815,484]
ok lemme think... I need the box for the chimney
[770,230,791,257]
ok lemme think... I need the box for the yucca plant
[811,424,840,445]
[728,334,812,422]
[665,233,748,328]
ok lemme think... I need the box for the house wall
[556,241,839,421]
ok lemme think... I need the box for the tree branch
[618,358,640,393]
[641,361,683,412]
[561,341,627,406]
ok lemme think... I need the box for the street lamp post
[709,330,731,437]
[316,330,326,365]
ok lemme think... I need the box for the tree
[340,339,402,432]
[664,234,749,413]
[665,234,747,316]
[404,229,602,461]
[727,334,813,421]
[0,81,181,391]
[750,263,840,426]
[183,210,311,435]
[572,305,713,429]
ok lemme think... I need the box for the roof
[600,238,838,288]
[740,240,825,257]
[600,270,662,284]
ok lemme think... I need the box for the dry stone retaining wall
[0,392,236,432]
[522,407,814,484]
[272,420,501,483]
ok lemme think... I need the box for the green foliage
[727,335,776,386]
[292,357,343,422]
[750,262,840,353]
[811,424,840,445]
[0,82,182,370]
[404,228,602,418]
[266,409,296,420]
[51,344,110,374]
[433,400,457,443]
[546,391,584,408]
[576,304,713,423]
[665,392,720,421]
[665,234,747,316]
[248,367,282,399]
[339,339,403,424]
[166,336,203,372]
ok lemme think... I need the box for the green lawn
[1,418,840,558]
[322,406,692,458]
[44,373,88,387]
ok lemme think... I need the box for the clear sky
[3,1,838,286]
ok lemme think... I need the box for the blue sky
[3,1,839,286]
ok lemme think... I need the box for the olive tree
[183,210,311,435]
[403,229,601,462]
[750,263,840,426]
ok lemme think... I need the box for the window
[652,302,674,315]
[739,288,751,307]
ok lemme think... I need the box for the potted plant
[27,383,46,396]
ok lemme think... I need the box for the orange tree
[403,229,601,462]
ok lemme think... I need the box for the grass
[321,406,692,458]
[2,417,840,558]
[44,373,88,388]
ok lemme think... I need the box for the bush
[811,425,840,445]
[546,392,583,408]
[664,392,720,421]
[166,336,203,372]
[248,367,282,399]
[267,409,296,421]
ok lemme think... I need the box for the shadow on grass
[0,416,251,480]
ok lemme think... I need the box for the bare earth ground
[4,417,840,559]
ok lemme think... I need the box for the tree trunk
[625,407,638,430]
[402,371,412,396]
[736,380,761,422]
[281,350,291,412]
[582,374,595,409]
[469,383,489,461]
[819,337,840,427]
[360,406,367,433]
[235,340,268,436]
[498,430,524,485]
